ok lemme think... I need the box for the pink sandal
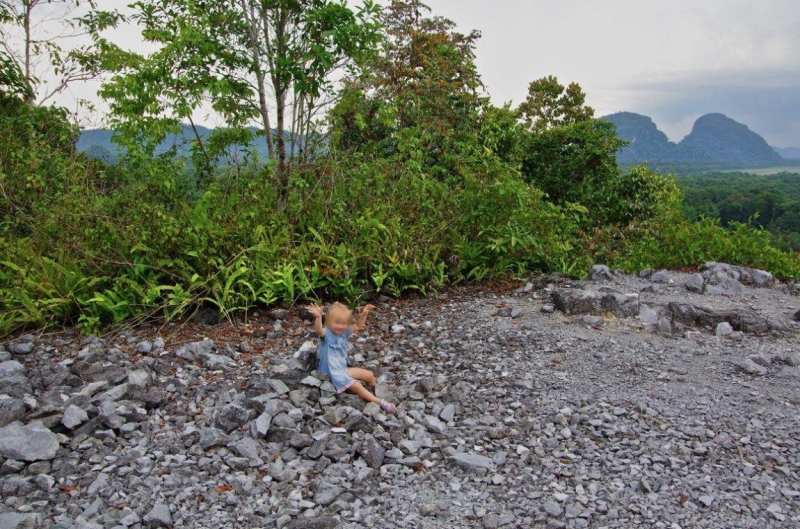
[380,400,396,414]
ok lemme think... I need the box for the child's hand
[363,304,377,313]
[307,303,323,318]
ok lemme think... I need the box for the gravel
[1,263,799,528]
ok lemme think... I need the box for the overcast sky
[426,0,800,148]
[32,0,800,148]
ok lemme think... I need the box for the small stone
[638,304,659,324]
[143,503,173,528]
[650,270,672,284]
[449,452,493,472]
[216,404,250,433]
[541,304,555,314]
[87,472,109,495]
[578,315,604,327]
[268,379,291,395]
[0,395,25,427]
[231,437,262,463]
[293,341,318,371]
[439,403,456,422]
[698,495,714,507]
[751,269,774,287]
[544,501,563,517]
[715,322,734,337]
[0,513,39,528]
[300,376,322,387]
[61,404,89,429]
[314,486,343,505]
[9,342,34,355]
[357,437,386,469]
[684,273,705,293]
[200,353,236,372]
[33,473,55,491]
[420,503,439,517]
[136,340,153,354]
[483,513,500,528]
[422,415,446,434]
[127,369,151,387]
[0,420,59,461]
[250,412,272,438]
[199,427,230,449]
[738,359,767,376]
[588,265,613,281]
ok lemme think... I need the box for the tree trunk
[243,0,274,160]
[23,1,34,104]
[273,8,289,212]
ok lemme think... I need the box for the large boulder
[666,303,772,334]
[552,290,598,315]
[599,292,640,317]
[700,262,775,294]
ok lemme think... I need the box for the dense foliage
[679,171,800,251]
[2,0,799,337]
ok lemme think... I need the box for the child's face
[329,314,350,335]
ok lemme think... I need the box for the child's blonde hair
[326,302,352,327]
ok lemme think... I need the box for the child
[306,302,396,414]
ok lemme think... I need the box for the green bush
[2,92,799,338]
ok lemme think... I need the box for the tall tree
[517,76,594,132]
[0,0,115,105]
[329,0,484,179]
[515,77,625,211]
[91,0,382,209]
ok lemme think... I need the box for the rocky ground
[1,262,800,529]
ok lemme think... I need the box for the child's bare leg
[348,381,381,404]
[347,367,376,389]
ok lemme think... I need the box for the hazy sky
[31,0,800,147]
[425,0,800,147]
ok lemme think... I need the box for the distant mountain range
[78,114,799,174]
[77,124,288,164]
[773,146,800,159]
[601,112,800,172]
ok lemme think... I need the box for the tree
[517,76,594,132]
[91,0,382,208]
[520,119,625,206]
[0,0,116,105]
[329,0,485,179]
[513,76,634,220]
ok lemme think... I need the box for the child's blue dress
[318,327,357,393]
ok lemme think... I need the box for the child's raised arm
[351,304,377,334]
[307,303,325,338]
